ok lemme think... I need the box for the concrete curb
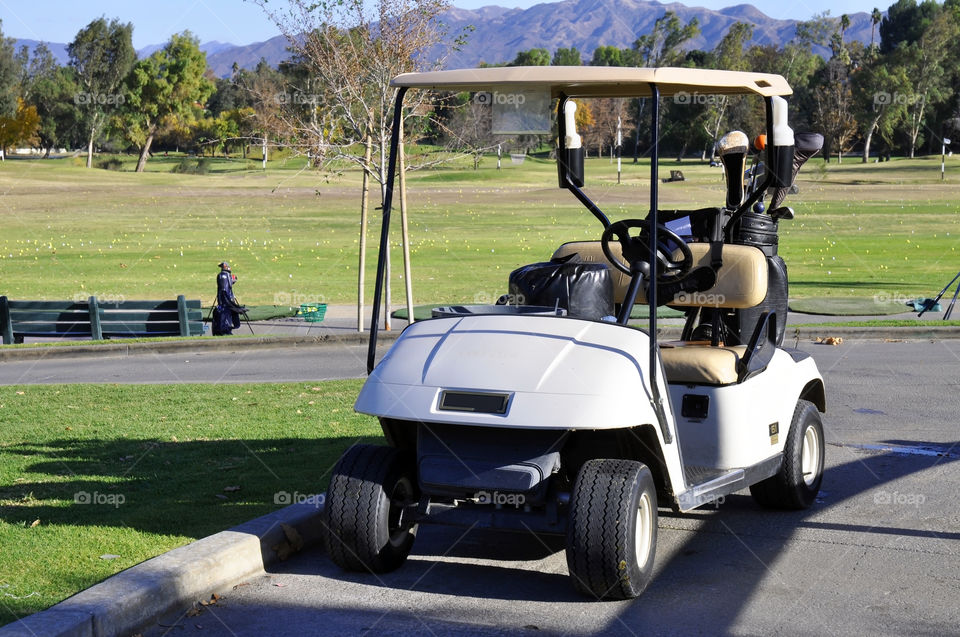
[0,499,327,637]
[0,332,401,362]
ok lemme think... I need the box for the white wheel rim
[634,492,653,569]
[801,424,821,488]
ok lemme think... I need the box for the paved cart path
[132,339,960,637]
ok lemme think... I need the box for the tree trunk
[380,125,391,332]
[135,133,154,173]
[398,126,414,326]
[357,133,373,332]
[862,111,882,163]
[86,135,94,168]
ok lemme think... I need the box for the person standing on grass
[213,262,244,335]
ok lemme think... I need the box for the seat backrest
[551,241,767,309]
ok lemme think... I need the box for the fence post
[177,295,190,336]
[88,296,102,340]
[1,296,12,344]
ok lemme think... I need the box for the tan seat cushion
[659,343,748,385]
[552,241,767,308]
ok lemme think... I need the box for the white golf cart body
[332,66,827,598]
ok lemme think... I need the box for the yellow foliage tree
[0,98,41,153]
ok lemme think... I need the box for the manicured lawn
[0,381,378,625]
[1,153,958,307]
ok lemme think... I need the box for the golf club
[718,130,750,210]
[769,132,824,209]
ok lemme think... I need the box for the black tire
[566,459,658,600]
[324,444,418,573]
[750,399,824,510]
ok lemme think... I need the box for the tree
[879,0,940,54]
[24,47,81,156]
[634,12,700,66]
[590,46,641,67]
[67,18,135,168]
[509,48,550,66]
[851,50,909,162]
[552,47,582,66]
[814,58,858,162]
[870,8,883,49]
[121,32,214,172]
[253,0,455,331]
[631,12,700,161]
[0,97,40,153]
[701,23,755,154]
[441,92,494,169]
[896,11,958,157]
[0,21,17,119]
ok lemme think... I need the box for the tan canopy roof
[391,66,792,98]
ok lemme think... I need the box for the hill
[13,0,876,77]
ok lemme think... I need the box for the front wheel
[566,459,658,600]
[324,444,418,573]
[750,399,824,509]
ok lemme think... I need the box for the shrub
[96,158,124,171]
[171,158,212,175]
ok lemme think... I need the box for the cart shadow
[313,440,957,611]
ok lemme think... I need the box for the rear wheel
[324,444,418,573]
[750,399,824,509]
[566,459,658,600]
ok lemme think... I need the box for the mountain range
[14,0,877,78]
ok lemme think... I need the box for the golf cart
[324,67,827,600]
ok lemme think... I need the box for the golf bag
[729,211,789,346]
[213,269,245,336]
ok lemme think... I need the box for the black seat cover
[508,256,614,321]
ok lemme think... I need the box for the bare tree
[441,94,496,170]
[253,0,454,330]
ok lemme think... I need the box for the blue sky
[2,0,888,48]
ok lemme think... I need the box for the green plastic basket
[299,303,327,322]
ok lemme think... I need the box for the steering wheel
[601,219,694,283]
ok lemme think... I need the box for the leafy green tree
[0,21,19,118]
[634,11,700,66]
[851,50,909,161]
[895,11,958,157]
[22,45,81,156]
[552,47,582,66]
[509,48,550,66]
[67,17,135,167]
[631,12,700,160]
[697,23,755,158]
[590,46,623,66]
[879,0,941,53]
[870,8,883,49]
[122,32,215,172]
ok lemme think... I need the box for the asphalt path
[126,338,960,637]
[0,343,389,385]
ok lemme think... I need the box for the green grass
[2,153,959,308]
[0,381,378,625]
